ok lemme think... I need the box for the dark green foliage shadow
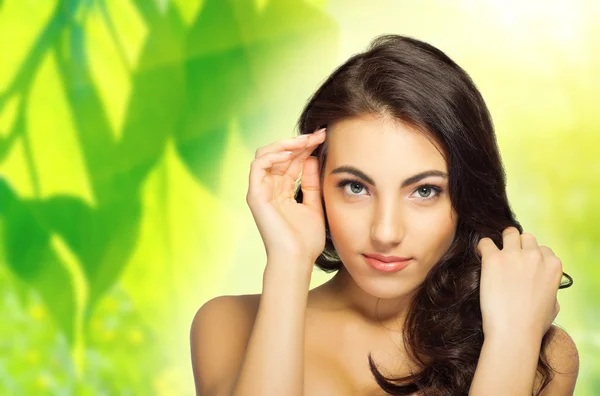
[0,0,337,358]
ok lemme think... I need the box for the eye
[337,178,369,198]
[336,178,443,201]
[410,184,443,201]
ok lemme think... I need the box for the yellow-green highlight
[0,0,598,395]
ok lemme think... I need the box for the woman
[191,34,578,395]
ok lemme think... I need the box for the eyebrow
[329,166,448,188]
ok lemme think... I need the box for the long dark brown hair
[293,34,573,395]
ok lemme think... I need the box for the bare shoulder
[534,324,580,395]
[190,294,262,396]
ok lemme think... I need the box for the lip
[363,254,412,273]
[363,253,411,263]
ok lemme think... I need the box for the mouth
[362,254,412,273]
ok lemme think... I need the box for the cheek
[323,194,365,249]
[326,205,361,242]
[409,206,457,256]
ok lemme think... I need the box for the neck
[318,266,414,330]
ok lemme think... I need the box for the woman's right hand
[246,128,327,271]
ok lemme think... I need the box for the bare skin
[303,271,416,396]
[191,114,577,395]
[231,275,415,396]
[215,277,562,396]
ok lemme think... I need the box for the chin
[353,273,415,300]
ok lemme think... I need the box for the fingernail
[295,134,309,139]
[315,128,326,135]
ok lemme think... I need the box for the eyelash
[336,178,443,201]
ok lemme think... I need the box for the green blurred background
[0,0,597,394]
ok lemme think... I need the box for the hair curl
[293,34,573,395]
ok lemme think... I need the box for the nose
[370,197,404,249]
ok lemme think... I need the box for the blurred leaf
[176,0,338,190]
[0,179,76,343]
[0,0,55,94]
[121,136,240,364]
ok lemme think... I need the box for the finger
[254,134,310,160]
[268,146,309,181]
[300,156,324,216]
[272,129,326,178]
[520,232,539,250]
[476,237,498,258]
[540,245,563,288]
[248,151,293,200]
[539,245,556,258]
[501,226,521,251]
[283,129,326,180]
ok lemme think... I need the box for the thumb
[300,156,323,216]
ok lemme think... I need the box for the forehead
[326,114,447,175]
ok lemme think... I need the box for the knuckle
[539,244,555,255]
[551,257,563,273]
[250,158,261,168]
[478,237,491,246]
[521,232,536,240]
[526,248,543,262]
[551,255,562,266]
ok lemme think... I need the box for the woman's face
[321,113,458,300]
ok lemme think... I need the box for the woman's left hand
[477,227,563,341]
